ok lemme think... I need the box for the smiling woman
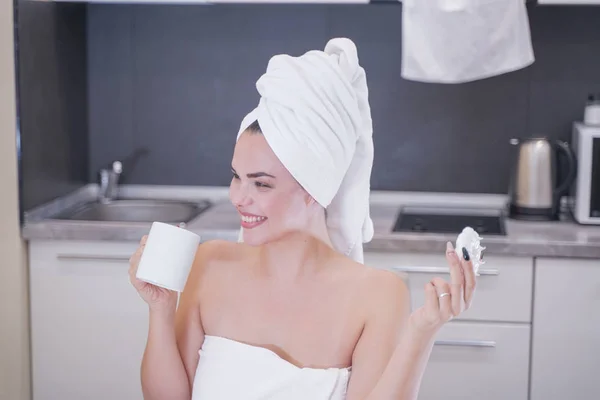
[129,37,478,400]
[230,120,328,246]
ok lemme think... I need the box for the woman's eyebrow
[231,167,275,179]
[247,172,276,179]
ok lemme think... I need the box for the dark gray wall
[16,0,89,212]
[86,3,600,194]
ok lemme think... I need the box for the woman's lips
[239,212,267,229]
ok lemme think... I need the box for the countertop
[21,185,600,259]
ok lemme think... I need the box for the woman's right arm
[130,237,210,400]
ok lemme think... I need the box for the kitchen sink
[53,199,211,224]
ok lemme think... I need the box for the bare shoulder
[192,239,254,278]
[339,259,411,384]
[187,240,239,278]
[366,267,409,312]
[338,257,410,315]
[195,239,257,265]
[338,256,408,298]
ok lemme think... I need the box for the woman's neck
[258,217,334,281]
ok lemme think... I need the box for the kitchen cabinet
[364,252,534,323]
[420,321,530,400]
[365,251,533,400]
[530,258,600,400]
[29,240,145,400]
[30,239,600,400]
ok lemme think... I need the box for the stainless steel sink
[53,199,211,224]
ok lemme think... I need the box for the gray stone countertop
[21,185,600,259]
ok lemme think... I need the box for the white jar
[584,93,600,126]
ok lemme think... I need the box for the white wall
[0,0,31,398]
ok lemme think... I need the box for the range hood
[45,0,542,5]
[538,0,600,4]
[210,0,370,2]
[50,0,375,3]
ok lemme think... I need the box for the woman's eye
[255,181,271,189]
[232,172,240,180]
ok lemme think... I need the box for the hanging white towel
[401,0,535,84]
[237,38,374,264]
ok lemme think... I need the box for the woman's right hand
[129,235,178,312]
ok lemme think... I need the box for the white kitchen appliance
[570,122,600,224]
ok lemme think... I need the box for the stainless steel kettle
[508,137,576,221]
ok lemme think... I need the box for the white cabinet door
[29,240,147,400]
[530,258,600,400]
[365,252,534,323]
[419,321,530,400]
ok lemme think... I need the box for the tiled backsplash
[16,2,600,211]
[87,4,600,194]
[16,1,88,212]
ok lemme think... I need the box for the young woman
[129,38,477,400]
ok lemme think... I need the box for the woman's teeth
[241,215,266,223]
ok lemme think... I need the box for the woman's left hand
[408,241,477,335]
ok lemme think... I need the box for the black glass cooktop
[392,206,506,236]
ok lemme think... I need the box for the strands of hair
[247,120,263,134]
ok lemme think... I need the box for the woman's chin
[241,226,293,247]
[241,237,263,247]
[240,230,269,246]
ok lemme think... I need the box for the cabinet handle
[434,340,496,348]
[392,266,499,276]
[56,254,131,263]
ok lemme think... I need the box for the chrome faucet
[97,147,149,203]
[98,161,123,203]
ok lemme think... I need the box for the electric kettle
[508,137,576,221]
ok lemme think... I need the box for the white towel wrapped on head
[237,38,374,264]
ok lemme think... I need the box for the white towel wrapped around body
[237,38,374,263]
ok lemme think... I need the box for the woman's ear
[305,196,326,219]
[304,194,317,207]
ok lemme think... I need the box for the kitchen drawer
[365,252,533,323]
[419,321,530,400]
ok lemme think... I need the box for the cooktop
[392,206,506,236]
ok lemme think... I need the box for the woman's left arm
[346,242,477,400]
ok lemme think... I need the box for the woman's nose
[230,183,252,208]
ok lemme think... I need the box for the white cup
[136,222,201,292]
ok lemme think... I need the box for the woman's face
[229,131,315,246]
